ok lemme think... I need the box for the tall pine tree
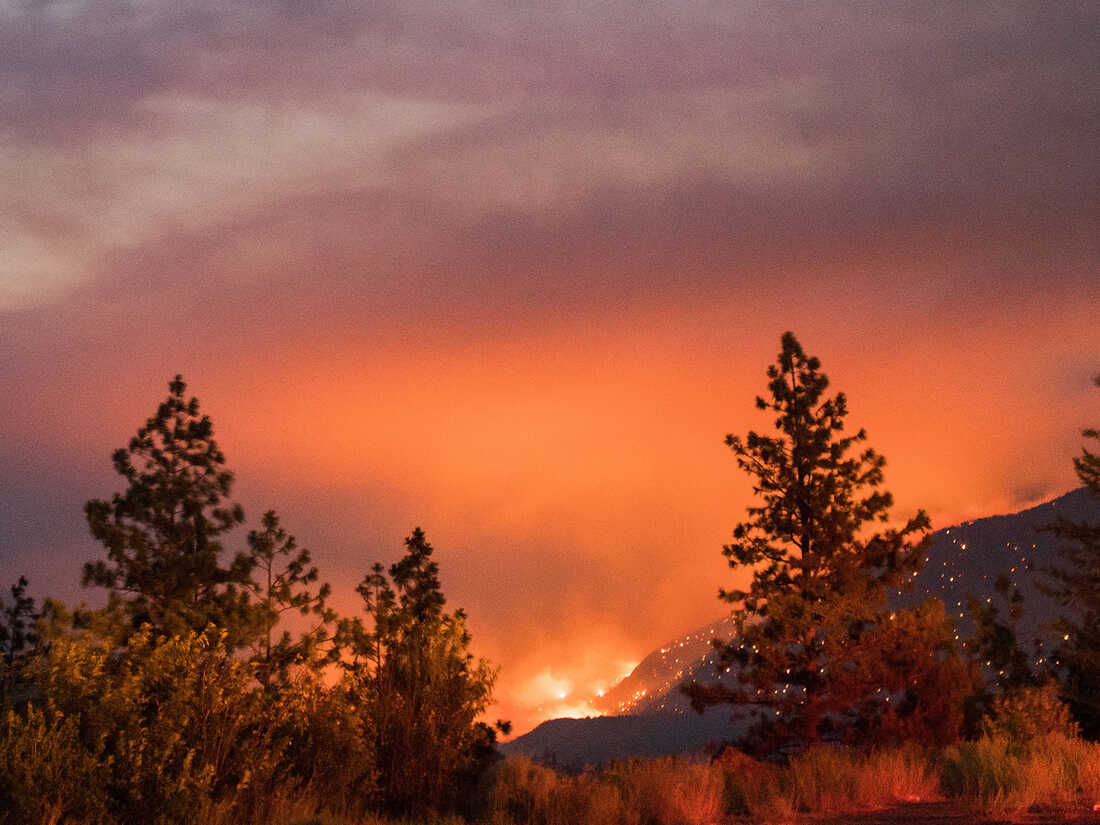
[685,333,933,752]
[341,528,503,815]
[83,375,255,644]
[1042,373,1100,739]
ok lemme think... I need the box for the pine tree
[1042,373,1100,739]
[0,576,38,701]
[82,375,254,644]
[246,510,337,685]
[342,527,503,815]
[0,577,37,669]
[685,332,932,752]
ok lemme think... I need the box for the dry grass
[609,758,725,825]
[20,736,1100,825]
[942,732,1100,818]
[713,743,940,822]
[484,755,725,825]
[792,743,940,813]
[483,756,637,825]
[480,734,1100,825]
[481,748,935,825]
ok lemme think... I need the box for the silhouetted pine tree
[82,375,255,644]
[0,576,37,702]
[684,332,934,752]
[1042,373,1100,739]
[0,577,36,669]
[246,510,338,685]
[342,527,503,815]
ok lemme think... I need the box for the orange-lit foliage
[687,332,934,752]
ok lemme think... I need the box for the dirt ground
[812,801,1100,825]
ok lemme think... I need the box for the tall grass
[481,734,1100,825]
[6,732,1099,824]
[783,743,940,815]
[943,732,1100,817]
[714,743,940,821]
[609,758,725,825]
[484,755,722,825]
[480,748,934,825]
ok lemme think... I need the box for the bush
[33,628,279,823]
[0,705,108,825]
[978,683,1078,745]
[10,627,342,825]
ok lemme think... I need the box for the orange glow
[9,290,1087,737]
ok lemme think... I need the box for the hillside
[502,488,1099,766]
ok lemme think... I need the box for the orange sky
[4,290,1096,734]
[1,0,1097,736]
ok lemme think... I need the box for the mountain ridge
[502,488,1098,766]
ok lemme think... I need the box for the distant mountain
[591,614,738,716]
[496,709,740,768]
[502,488,1099,767]
[890,487,1098,646]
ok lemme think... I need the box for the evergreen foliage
[684,332,937,752]
[245,510,337,685]
[1041,373,1100,739]
[342,527,504,815]
[82,376,254,644]
[0,375,503,822]
[0,577,38,702]
[0,577,37,668]
[966,572,1038,699]
[2,362,1099,820]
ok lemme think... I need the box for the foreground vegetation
[5,727,1100,825]
[9,728,1098,825]
[480,734,1100,825]
[0,377,504,824]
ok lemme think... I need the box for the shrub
[256,676,378,819]
[978,683,1078,745]
[19,627,297,824]
[0,705,108,825]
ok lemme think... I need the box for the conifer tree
[246,510,337,685]
[342,528,502,815]
[1042,373,1100,739]
[82,375,254,644]
[0,576,38,701]
[685,332,932,752]
[0,577,37,669]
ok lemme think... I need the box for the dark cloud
[5,1,1097,147]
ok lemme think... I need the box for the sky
[1,0,1098,736]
